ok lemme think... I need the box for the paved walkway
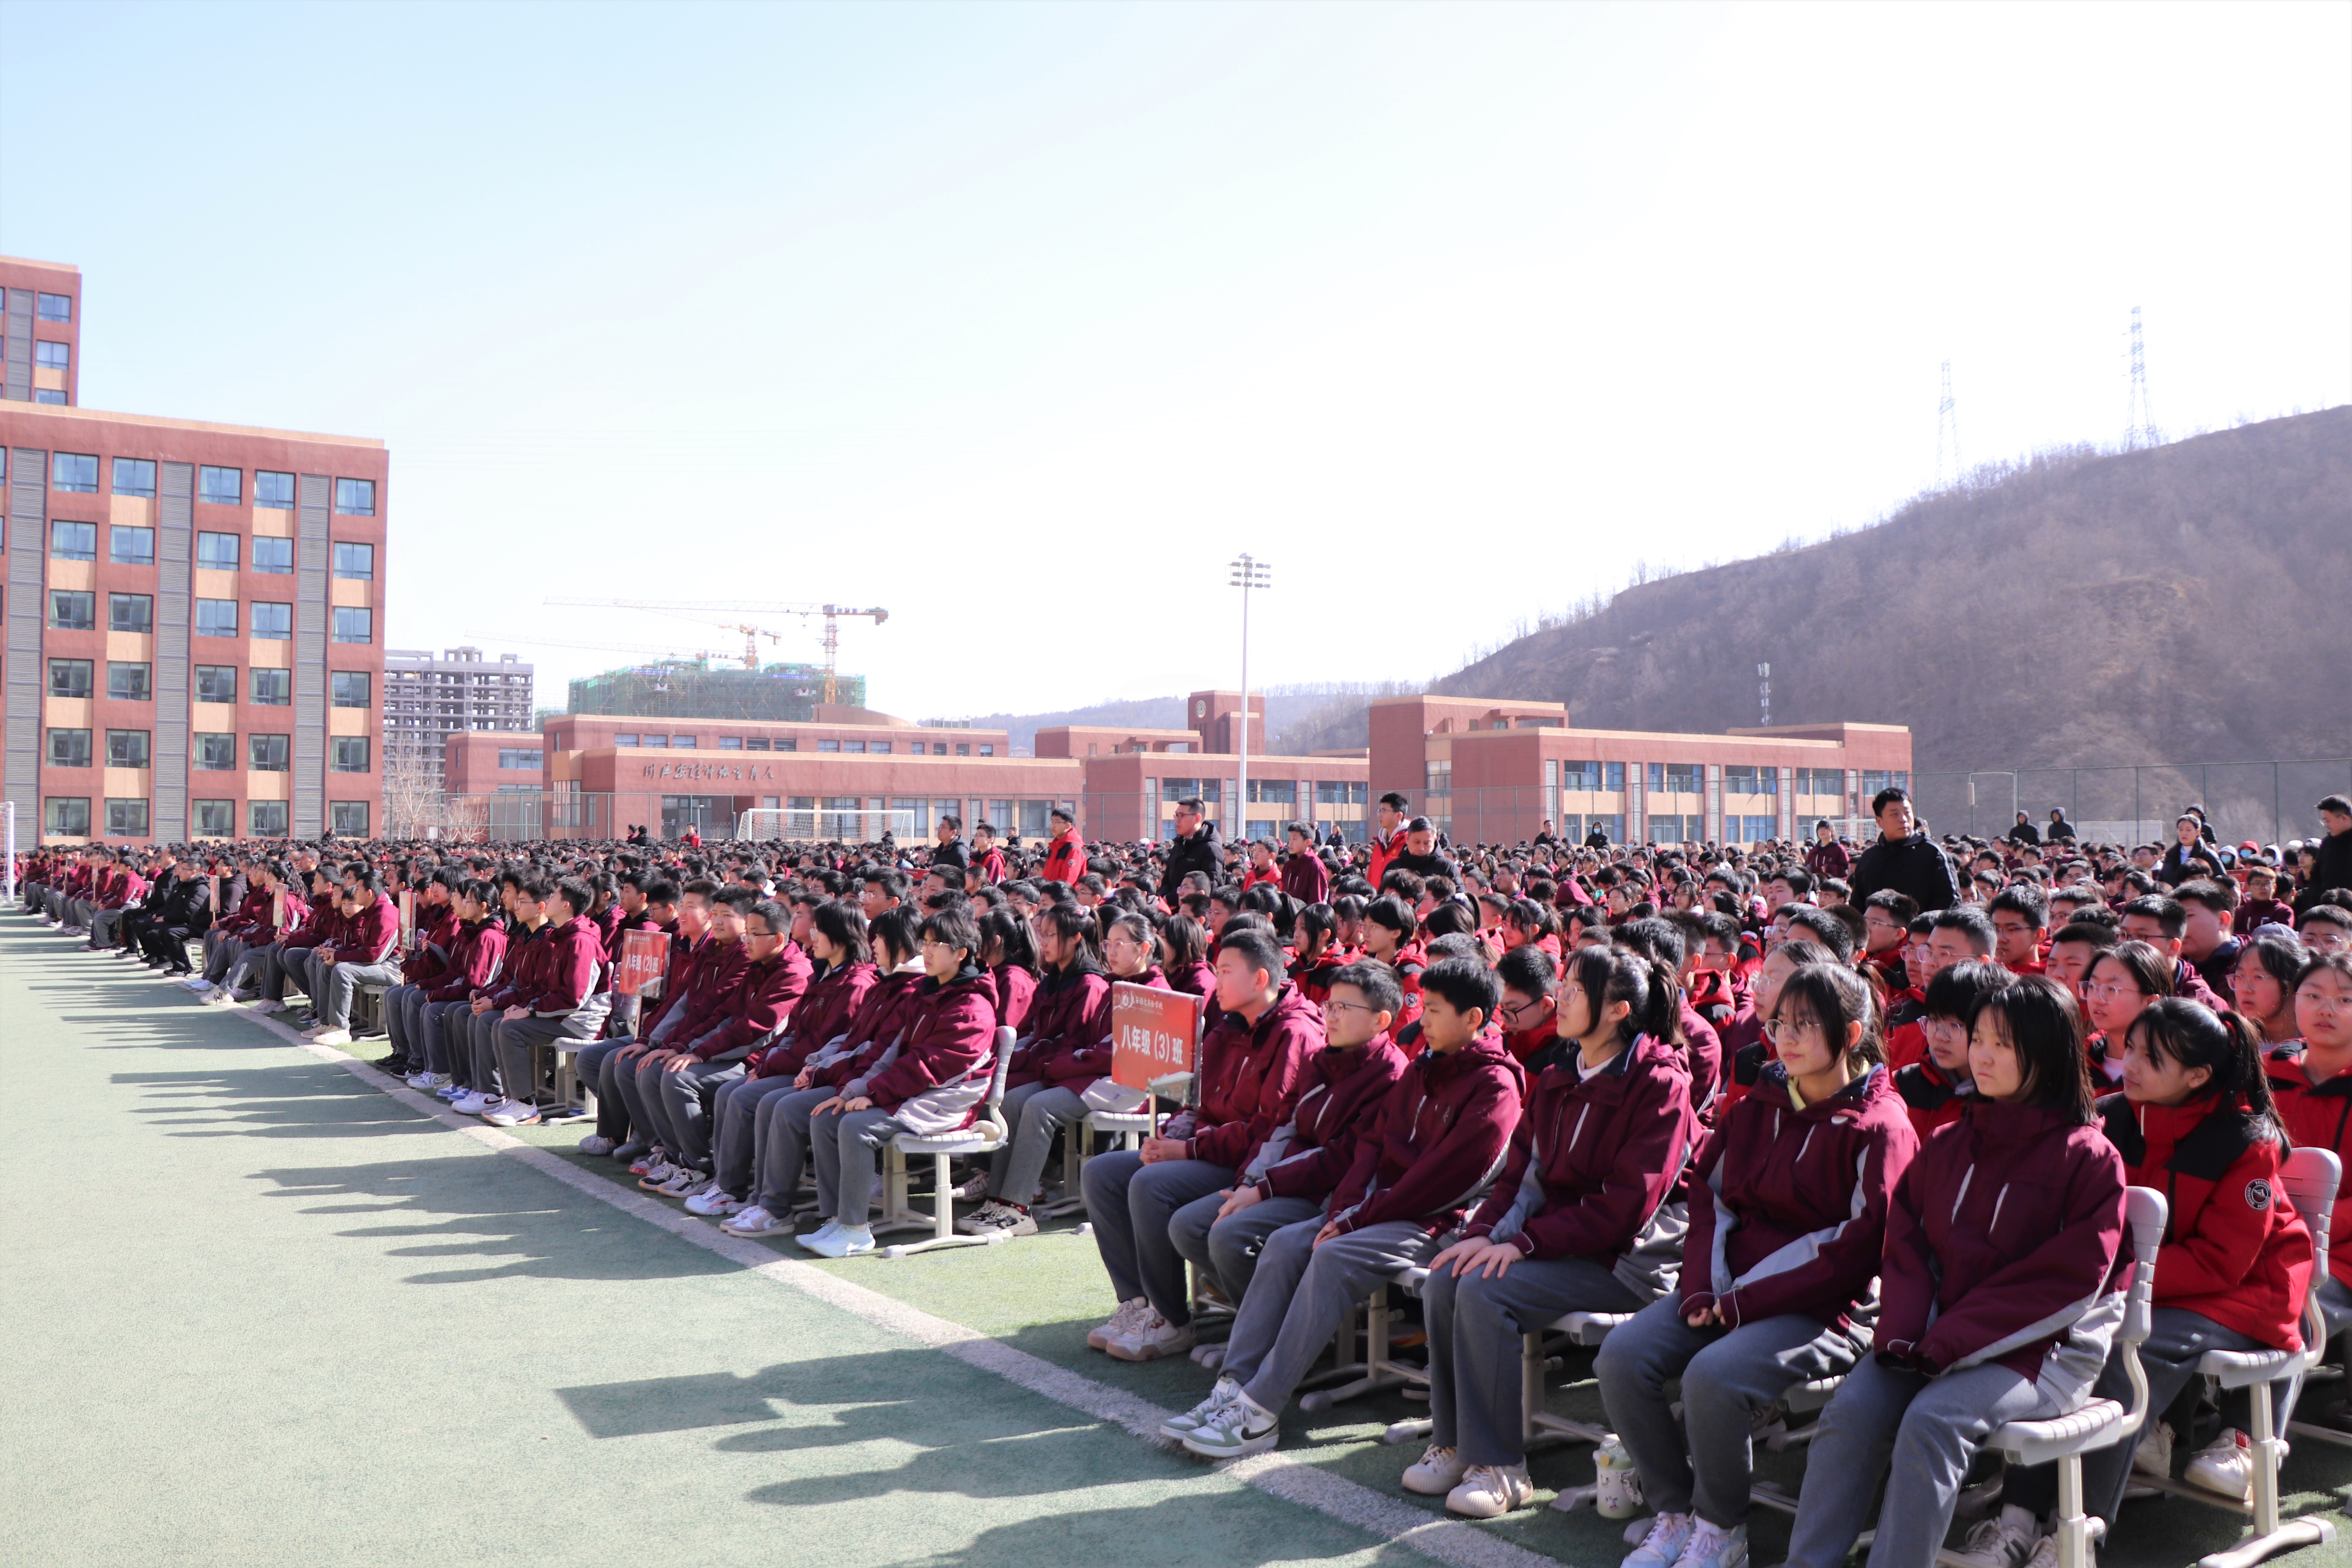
[6,907,2348,1568]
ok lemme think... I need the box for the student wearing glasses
[2081,940,2173,1086]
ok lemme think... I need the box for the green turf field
[8,909,2350,1568]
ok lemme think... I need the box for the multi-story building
[2,258,81,407]
[2,259,387,844]
[384,646,534,790]
[568,658,860,724]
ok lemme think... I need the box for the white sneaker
[795,1220,843,1251]
[407,1071,449,1091]
[448,1091,494,1116]
[722,1206,788,1237]
[435,1082,468,1101]
[1623,1512,1697,1568]
[1089,1298,1151,1351]
[1679,1520,1746,1568]
[1948,1505,2039,1568]
[183,978,213,992]
[1445,1463,1535,1518]
[657,1168,711,1198]
[2183,1427,2261,1502]
[577,1135,617,1157]
[801,1222,874,1258]
[309,1028,352,1047]
[1401,1443,1468,1496]
[1181,1388,1280,1458]
[1160,1380,1243,1440]
[2132,1419,2174,1477]
[482,1098,541,1127]
[1107,1309,1196,1363]
[636,1159,679,1191]
[684,1186,740,1217]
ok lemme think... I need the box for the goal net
[733,806,919,844]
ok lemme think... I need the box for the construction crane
[543,599,889,705]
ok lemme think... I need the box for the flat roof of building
[0,254,81,275]
[0,400,384,450]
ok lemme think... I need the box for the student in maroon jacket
[1893,960,2009,1143]
[1280,825,1330,906]
[405,882,508,1092]
[1598,964,1918,1568]
[1040,809,1087,884]
[623,888,758,1171]
[380,873,459,1074]
[301,869,405,1045]
[1085,927,1321,1363]
[980,909,1040,1035]
[800,908,1001,1258]
[1783,976,2128,1568]
[1171,961,1414,1310]
[1174,959,1525,1460]
[477,878,612,1127]
[1981,1001,2314,1561]
[688,900,875,1211]
[2120,894,2229,1010]
[452,877,557,1109]
[1404,947,1697,1520]
[962,904,1114,1238]
[643,895,813,1194]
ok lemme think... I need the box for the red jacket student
[1248,1029,1414,1202]
[753,958,877,1080]
[1322,1028,1524,1238]
[1012,961,1113,1089]
[1041,817,1087,884]
[2266,1053,2352,1292]
[688,940,813,1061]
[426,915,508,1004]
[402,898,462,985]
[858,963,1001,1131]
[1178,982,1323,1171]
[330,894,401,966]
[807,964,932,1089]
[667,934,752,1043]
[1281,848,1330,907]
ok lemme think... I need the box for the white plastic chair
[1299,1264,1434,1414]
[2129,1145,2340,1568]
[1041,1070,1194,1220]
[872,1026,1016,1257]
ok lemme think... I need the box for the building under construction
[566,659,866,723]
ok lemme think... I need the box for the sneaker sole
[1106,1339,1194,1363]
[1181,1428,1279,1459]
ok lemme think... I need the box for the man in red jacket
[1040,809,1087,884]
[477,877,612,1127]
[1173,959,1526,1458]
[302,868,405,1046]
[1084,927,1321,1362]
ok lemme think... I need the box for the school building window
[255,471,295,508]
[817,739,840,752]
[196,532,240,570]
[36,292,72,321]
[497,748,543,770]
[51,453,98,492]
[250,670,290,706]
[249,735,290,771]
[334,478,375,515]
[332,607,372,643]
[194,666,238,704]
[107,662,152,701]
[111,524,155,565]
[1724,766,1778,795]
[48,590,94,630]
[35,341,69,371]
[249,801,288,836]
[50,520,95,560]
[1648,762,1704,794]
[109,593,153,633]
[47,728,93,768]
[112,458,157,498]
[45,797,91,837]
[48,659,93,698]
[106,730,151,768]
[195,734,236,770]
[330,801,370,835]
[198,466,243,505]
[252,536,293,573]
[252,603,292,639]
[331,737,370,772]
[332,542,374,579]
[332,672,370,708]
[194,800,234,836]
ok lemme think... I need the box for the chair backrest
[2280,1145,2339,1367]
[2120,1186,2170,1350]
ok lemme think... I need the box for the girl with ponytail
[1401,946,1698,1521]
[1978,999,2314,1555]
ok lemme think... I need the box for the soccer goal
[734,806,918,844]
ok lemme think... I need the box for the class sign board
[615,929,671,996]
[1111,983,1203,1092]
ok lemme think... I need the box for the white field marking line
[141,973,1564,1568]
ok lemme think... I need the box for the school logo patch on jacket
[2245,1177,2273,1211]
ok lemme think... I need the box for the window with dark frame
[331,672,370,708]
[250,669,290,706]
[194,666,238,704]
[249,735,290,772]
[106,730,151,769]
[48,659,94,698]
[198,466,243,506]
[251,536,293,574]
[110,525,155,565]
[332,542,374,579]
[50,520,95,560]
[195,600,238,639]
[249,801,288,836]
[331,737,370,773]
[196,532,241,570]
[107,662,152,701]
[252,602,293,640]
[50,453,98,492]
[108,593,153,633]
[45,798,91,837]
[196,733,237,770]
[47,728,93,768]
[112,458,157,498]
[331,606,371,643]
[334,478,376,515]
[254,471,296,508]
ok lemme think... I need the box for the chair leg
[933,1152,953,1241]
[2054,1458,2093,1568]
[2191,1378,2339,1568]
[1521,1331,1546,1445]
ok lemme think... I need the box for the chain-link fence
[1911,760,2352,849]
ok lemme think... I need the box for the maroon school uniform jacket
[1893,1057,1977,1143]
[1465,1033,1697,1292]
[993,965,1039,1036]
[401,901,461,984]
[640,926,704,1035]
[1875,1101,2128,1401]
[1036,964,1165,1091]
[1281,852,1331,907]
[2234,897,2297,937]
[2173,958,2227,1012]
[754,960,878,1079]
[1680,1000,1724,1121]
[860,966,1001,1129]
[689,942,813,1060]
[2264,1046,2352,1290]
[523,915,605,1017]
[1681,1062,1918,1332]
[1176,984,1324,1171]
[280,896,339,952]
[1248,1031,1414,1199]
[487,921,555,1010]
[1323,1031,1526,1237]
[329,896,401,965]
[426,918,507,1003]
[1008,964,1112,1088]
[669,938,752,1043]
[811,968,931,1089]
[2098,1093,2311,1352]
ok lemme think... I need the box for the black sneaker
[968,1201,1038,1239]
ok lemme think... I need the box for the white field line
[127,958,1565,1568]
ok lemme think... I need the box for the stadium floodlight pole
[1229,554,1272,846]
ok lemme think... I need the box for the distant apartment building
[4,256,386,845]
[384,646,534,791]
[2,257,81,407]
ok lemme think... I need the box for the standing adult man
[1160,797,1224,904]
[2299,794,2352,913]
[1847,788,1960,914]
[1042,808,1087,884]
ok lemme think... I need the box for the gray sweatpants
[810,1104,908,1223]
[658,1049,748,1167]
[570,1039,637,1138]
[711,1074,805,1198]
[610,1045,679,1145]
[1220,1218,1443,1411]
[752,1084,838,1212]
[419,999,475,1077]
[1082,1152,1237,1323]
[1425,1255,1646,1468]
[1593,1294,1865,1527]
[383,983,422,1058]
[492,1008,608,1107]
[465,1009,509,1094]
[986,1082,1089,1205]
[1783,1353,2061,1568]
[318,959,402,1029]
[87,907,128,949]
[1170,1191,1325,1306]
[202,929,243,981]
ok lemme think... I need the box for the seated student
[1965,1000,2314,1566]
[617,884,752,1173]
[1616,917,1721,1119]
[2083,939,2174,1086]
[721,908,924,1239]
[2120,894,2229,1010]
[681,899,874,1204]
[642,895,811,1194]
[1358,896,1428,1031]
[1402,946,1697,1520]
[475,877,610,1127]
[188,860,263,992]
[2303,902,2352,958]
[590,878,715,1154]
[798,908,1000,1258]
[601,872,674,1040]
[1082,927,1321,1363]
[1289,904,1350,1005]
[1494,946,1559,1062]
[981,908,1042,1034]
[1987,886,2049,975]
[401,882,508,1092]
[2229,929,2310,1047]
[247,869,338,1015]
[1718,939,1838,1110]
[1894,960,2011,1142]
[1171,958,1525,1459]
[379,871,459,1074]
[136,858,215,976]
[2043,917,2119,1004]
[958,904,1114,1238]
[1782,976,2127,1568]
[448,877,557,1115]
[1601,963,1918,1568]
[1885,908,1997,1071]
[2263,953,2352,1412]
[299,868,404,1047]
[1169,960,1412,1317]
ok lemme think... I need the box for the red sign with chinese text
[1111,983,1203,1092]
[615,929,671,996]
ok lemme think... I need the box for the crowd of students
[16,786,2352,1568]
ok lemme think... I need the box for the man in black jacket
[138,862,216,973]
[2300,794,2352,913]
[1848,787,1961,913]
[1160,796,1225,903]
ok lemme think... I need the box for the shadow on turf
[114,1065,440,1138]
[890,1494,1403,1568]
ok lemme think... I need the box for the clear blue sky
[5,1,2346,720]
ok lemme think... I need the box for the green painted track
[7,909,2349,1568]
